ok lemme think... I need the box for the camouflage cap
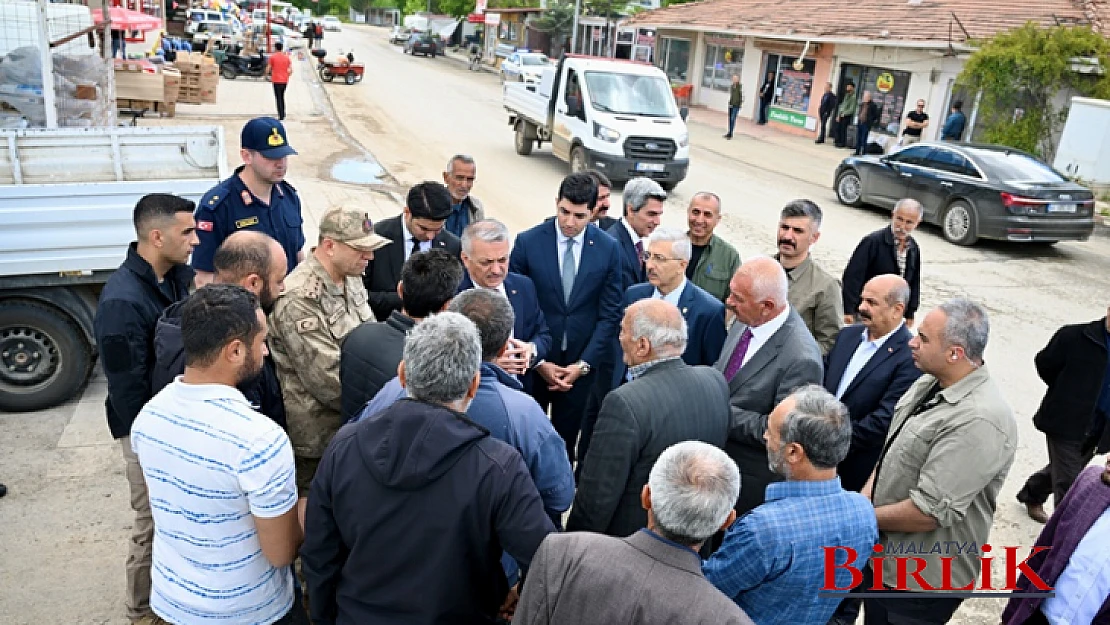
[319,208,391,252]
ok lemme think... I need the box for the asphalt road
[1,23,1108,624]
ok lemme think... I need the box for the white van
[0,1,97,57]
[186,9,228,35]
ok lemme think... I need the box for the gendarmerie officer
[192,117,305,287]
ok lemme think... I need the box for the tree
[958,24,1110,159]
[527,0,576,48]
[437,0,476,17]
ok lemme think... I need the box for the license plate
[1047,203,1076,213]
[636,162,666,172]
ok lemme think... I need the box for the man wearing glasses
[901,99,930,146]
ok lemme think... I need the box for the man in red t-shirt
[266,41,293,121]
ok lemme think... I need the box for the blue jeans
[854,122,872,155]
[112,36,126,59]
[727,106,740,136]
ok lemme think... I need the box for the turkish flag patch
[197,220,214,232]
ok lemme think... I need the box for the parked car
[500,51,551,83]
[404,32,439,57]
[833,142,1096,246]
[389,26,412,44]
[189,20,235,51]
[321,16,341,31]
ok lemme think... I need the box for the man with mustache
[842,199,923,329]
[686,192,742,305]
[774,200,843,354]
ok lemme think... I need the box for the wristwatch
[574,360,591,376]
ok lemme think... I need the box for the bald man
[713,257,823,515]
[567,299,731,538]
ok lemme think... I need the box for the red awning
[92,6,162,31]
[467,13,484,23]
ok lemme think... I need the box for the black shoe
[815,139,825,144]
[723,134,732,139]
[0,483,7,498]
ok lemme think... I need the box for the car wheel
[941,200,979,246]
[0,300,93,412]
[570,145,587,174]
[345,71,356,85]
[319,66,334,82]
[515,122,534,156]
[835,169,864,207]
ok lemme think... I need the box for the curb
[441,48,499,75]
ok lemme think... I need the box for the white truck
[503,55,690,190]
[0,126,228,412]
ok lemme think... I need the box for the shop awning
[467,13,484,23]
[92,6,162,31]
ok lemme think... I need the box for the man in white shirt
[713,256,823,515]
[131,284,302,625]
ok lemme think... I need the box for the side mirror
[679,106,689,122]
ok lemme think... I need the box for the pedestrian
[854,91,879,156]
[93,193,199,625]
[841,198,924,328]
[704,385,878,625]
[941,100,967,141]
[267,207,387,495]
[193,117,304,288]
[1002,457,1110,625]
[757,72,774,124]
[509,172,623,462]
[900,99,929,146]
[816,82,836,144]
[724,73,743,139]
[341,249,462,421]
[303,22,315,49]
[152,231,289,430]
[362,182,462,321]
[111,28,127,59]
[775,200,843,354]
[315,20,323,43]
[442,154,485,238]
[713,257,823,516]
[685,192,742,304]
[586,169,617,231]
[514,441,756,625]
[833,82,856,148]
[131,284,302,625]
[864,298,1017,625]
[1015,305,1110,523]
[568,299,731,538]
[266,41,292,121]
[301,312,557,625]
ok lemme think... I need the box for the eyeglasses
[642,252,682,263]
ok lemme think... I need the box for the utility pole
[570,0,581,54]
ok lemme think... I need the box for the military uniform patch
[235,216,260,229]
[296,317,319,333]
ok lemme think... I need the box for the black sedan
[403,33,440,57]
[834,142,1096,245]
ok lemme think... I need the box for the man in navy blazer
[605,177,667,293]
[823,274,921,492]
[509,173,623,461]
[459,219,551,383]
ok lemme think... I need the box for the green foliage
[958,24,1110,158]
[661,0,694,6]
[527,0,575,37]
[437,0,475,17]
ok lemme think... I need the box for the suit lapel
[676,282,694,319]
[827,329,864,390]
[568,227,599,307]
[730,318,791,393]
[537,223,565,307]
[382,218,405,278]
[843,325,911,398]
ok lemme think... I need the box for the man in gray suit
[567,299,731,538]
[514,441,755,625]
[715,256,823,515]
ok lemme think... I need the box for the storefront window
[838,63,911,134]
[701,35,743,92]
[658,37,691,83]
[766,54,816,113]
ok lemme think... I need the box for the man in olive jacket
[1016,307,1110,522]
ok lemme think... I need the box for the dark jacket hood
[357,398,490,490]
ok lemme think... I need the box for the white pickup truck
[0,126,228,412]
[504,55,690,190]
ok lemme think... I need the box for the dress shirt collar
[620,217,643,248]
[861,321,903,349]
[749,305,791,343]
[628,355,682,380]
[401,218,428,252]
[653,278,687,307]
[554,220,586,248]
[765,476,843,502]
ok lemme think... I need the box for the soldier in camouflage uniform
[268,207,391,493]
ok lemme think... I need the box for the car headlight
[678,132,689,148]
[593,122,620,143]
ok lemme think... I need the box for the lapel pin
[588,239,594,246]
[888,347,894,353]
[511,289,518,295]
[682,307,688,314]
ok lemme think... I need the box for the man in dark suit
[606,176,667,293]
[517,441,755,625]
[842,199,923,328]
[824,274,921,492]
[509,172,623,461]
[568,299,731,537]
[714,256,823,515]
[816,81,837,144]
[1016,304,1110,523]
[586,169,617,231]
[363,181,461,321]
[459,219,551,385]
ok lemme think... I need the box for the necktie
[410,236,421,258]
[634,240,645,278]
[723,327,754,381]
[561,238,577,350]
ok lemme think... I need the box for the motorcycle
[220,49,268,80]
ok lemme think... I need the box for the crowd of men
[92,117,1110,625]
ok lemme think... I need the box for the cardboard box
[114,69,165,102]
[162,68,180,103]
[174,52,202,73]
[75,83,98,100]
[199,63,219,78]
[199,87,217,104]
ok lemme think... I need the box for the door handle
[940,181,953,187]
[900,172,912,178]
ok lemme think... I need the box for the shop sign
[768,106,813,130]
[876,72,895,93]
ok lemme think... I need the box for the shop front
[756,40,834,137]
[696,33,745,111]
[836,62,912,149]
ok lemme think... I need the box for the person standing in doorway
[900,99,929,146]
[266,42,292,122]
[758,72,774,125]
[941,101,967,141]
[816,82,837,144]
[854,91,879,156]
[724,74,743,139]
[833,82,856,148]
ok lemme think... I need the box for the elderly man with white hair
[515,441,756,625]
[714,256,823,516]
[567,299,732,539]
